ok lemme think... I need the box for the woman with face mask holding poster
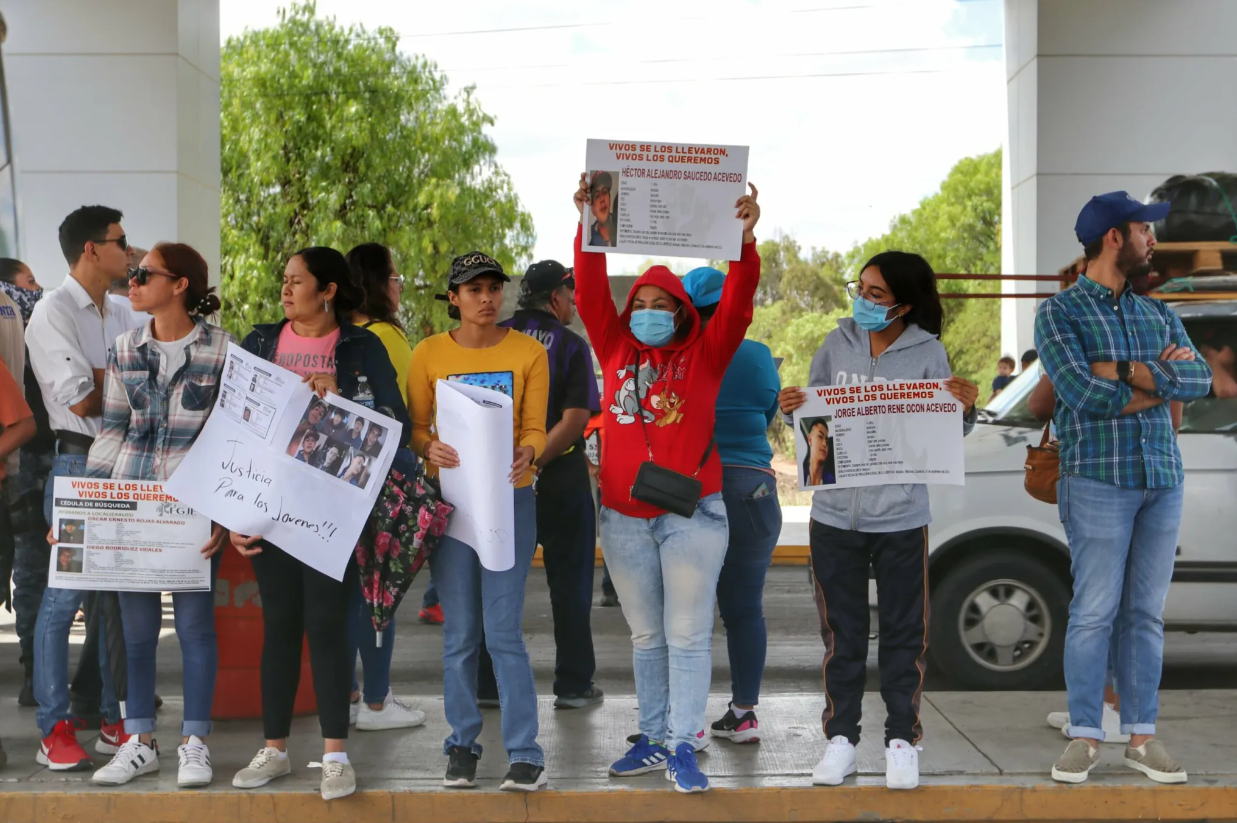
[778,251,978,791]
[571,174,761,794]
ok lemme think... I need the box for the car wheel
[929,550,1069,690]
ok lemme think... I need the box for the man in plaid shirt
[1036,192,1212,786]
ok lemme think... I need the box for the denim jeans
[1058,474,1182,739]
[430,486,541,766]
[34,452,120,736]
[348,575,395,703]
[118,553,221,737]
[717,467,781,707]
[600,493,728,750]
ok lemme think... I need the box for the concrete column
[2,0,220,288]
[1002,0,1237,357]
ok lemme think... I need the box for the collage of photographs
[283,396,388,491]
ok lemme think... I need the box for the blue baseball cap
[682,266,726,307]
[1074,191,1171,246]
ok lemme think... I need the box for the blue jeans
[717,468,781,707]
[118,553,222,737]
[1058,474,1182,739]
[430,487,541,765]
[422,580,439,610]
[600,493,729,750]
[35,453,120,736]
[348,575,395,703]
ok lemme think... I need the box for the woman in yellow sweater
[343,242,425,732]
[408,251,550,793]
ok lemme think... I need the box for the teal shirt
[715,339,780,469]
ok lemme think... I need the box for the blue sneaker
[665,743,709,793]
[609,734,669,776]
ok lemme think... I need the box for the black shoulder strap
[633,348,715,477]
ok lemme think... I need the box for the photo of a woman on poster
[800,416,836,486]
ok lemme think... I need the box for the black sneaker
[600,592,620,607]
[443,746,478,789]
[500,762,547,792]
[710,705,761,743]
[554,685,605,709]
[19,677,36,708]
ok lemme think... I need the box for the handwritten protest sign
[792,379,964,490]
[435,380,515,572]
[48,478,210,592]
[582,138,749,259]
[166,344,400,581]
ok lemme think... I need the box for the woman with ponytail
[82,242,233,788]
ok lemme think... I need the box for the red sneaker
[36,719,92,771]
[418,604,444,625]
[96,719,126,754]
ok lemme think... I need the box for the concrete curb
[4,783,1235,823]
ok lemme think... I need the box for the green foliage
[845,149,1003,387]
[220,1,534,340]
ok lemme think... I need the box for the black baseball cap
[522,260,574,294]
[449,251,509,286]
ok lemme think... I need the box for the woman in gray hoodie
[779,251,978,791]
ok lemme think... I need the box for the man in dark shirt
[478,260,604,708]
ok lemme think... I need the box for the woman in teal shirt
[682,266,782,746]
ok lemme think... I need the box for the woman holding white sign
[778,251,978,791]
[228,246,410,802]
[81,242,233,788]
[572,174,762,794]
[408,251,550,793]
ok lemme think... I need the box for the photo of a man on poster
[587,170,618,247]
[800,416,837,486]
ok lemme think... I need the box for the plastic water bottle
[354,375,375,408]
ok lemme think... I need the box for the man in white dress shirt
[26,205,145,770]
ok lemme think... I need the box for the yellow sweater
[362,320,413,441]
[409,329,549,489]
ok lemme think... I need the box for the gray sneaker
[232,747,292,789]
[317,760,357,800]
[554,686,605,709]
[1124,740,1187,784]
[1051,739,1100,784]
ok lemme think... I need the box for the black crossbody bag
[628,377,714,519]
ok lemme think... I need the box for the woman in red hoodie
[572,173,761,793]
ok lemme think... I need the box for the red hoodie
[573,225,761,518]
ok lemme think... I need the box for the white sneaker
[177,736,213,788]
[886,739,920,790]
[811,736,857,786]
[91,738,159,785]
[313,759,357,801]
[356,691,427,731]
[232,747,292,789]
[1046,710,1069,730]
[349,698,361,726]
[1060,704,1130,744]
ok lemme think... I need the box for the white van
[916,298,1237,690]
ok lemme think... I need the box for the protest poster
[435,379,515,572]
[165,343,401,581]
[582,138,749,260]
[48,478,210,592]
[792,379,964,490]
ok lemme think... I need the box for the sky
[219,0,1006,272]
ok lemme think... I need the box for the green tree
[220,1,534,339]
[846,149,1003,386]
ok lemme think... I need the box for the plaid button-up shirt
[1034,275,1212,489]
[86,319,235,482]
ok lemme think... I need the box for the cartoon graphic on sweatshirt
[654,390,685,427]
[610,359,682,425]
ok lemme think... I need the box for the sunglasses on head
[127,266,179,286]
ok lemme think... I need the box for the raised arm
[573,174,624,359]
[703,185,762,368]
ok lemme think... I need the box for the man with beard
[587,172,617,247]
[1035,192,1212,786]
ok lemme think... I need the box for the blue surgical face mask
[629,308,677,347]
[851,296,900,332]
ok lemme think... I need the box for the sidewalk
[2,690,1234,822]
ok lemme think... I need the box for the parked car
[912,297,1237,690]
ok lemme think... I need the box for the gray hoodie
[785,317,976,533]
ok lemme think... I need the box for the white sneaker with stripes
[177,736,213,787]
[91,738,159,785]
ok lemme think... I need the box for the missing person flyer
[582,138,749,259]
[792,380,964,491]
[48,478,211,592]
